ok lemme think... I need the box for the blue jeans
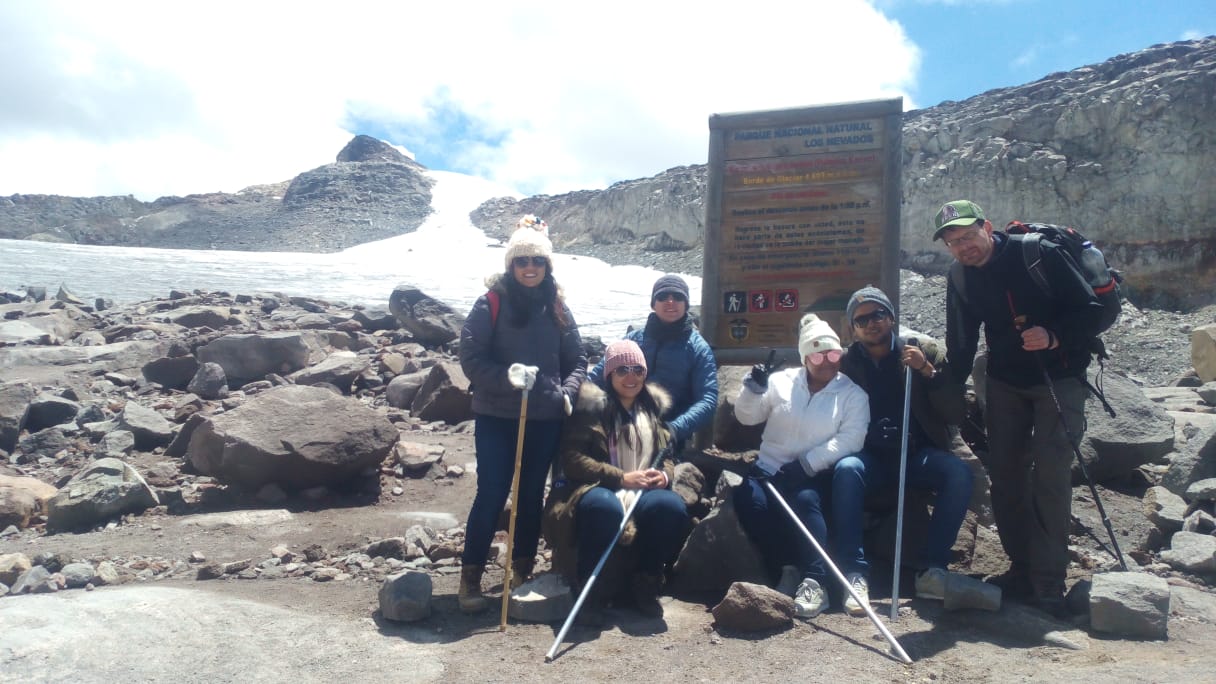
[462,414,563,567]
[832,447,974,577]
[575,486,688,578]
[733,473,832,585]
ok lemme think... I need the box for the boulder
[711,581,794,631]
[1161,414,1216,496]
[1078,371,1175,483]
[672,462,706,508]
[388,285,463,348]
[1184,477,1216,503]
[61,562,97,589]
[46,457,160,532]
[141,355,200,391]
[24,393,81,432]
[410,362,473,424]
[1142,486,1188,533]
[197,332,311,388]
[378,570,432,622]
[166,305,236,329]
[1161,531,1216,574]
[1198,382,1216,406]
[712,366,765,451]
[670,496,768,595]
[1089,572,1170,639]
[0,381,35,453]
[393,441,444,478]
[117,401,176,451]
[186,384,397,490]
[0,552,32,585]
[289,352,369,394]
[508,573,573,623]
[187,362,229,400]
[1194,324,1216,384]
[385,370,429,409]
[0,475,57,529]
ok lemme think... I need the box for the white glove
[508,363,538,391]
[563,392,574,416]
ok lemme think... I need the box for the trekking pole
[1033,355,1128,571]
[891,338,917,621]
[545,443,673,662]
[500,385,530,631]
[763,479,913,665]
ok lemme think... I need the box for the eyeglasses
[942,224,986,249]
[612,365,647,378]
[512,256,548,268]
[808,350,842,365]
[655,292,686,303]
[852,309,891,328]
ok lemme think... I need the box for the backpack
[486,290,501,327]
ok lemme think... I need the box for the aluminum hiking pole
[545,443,673,662]
[1034,355,1128,570]
[891,337,917,621]
[762,479,913,664]
[499,385,530,631]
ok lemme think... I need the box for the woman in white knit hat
[732,313,870,619]
[457,216,588,613]
[543,339,688,623]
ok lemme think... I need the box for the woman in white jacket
[733,313,869,619]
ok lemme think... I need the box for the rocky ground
[2,257,1216,682]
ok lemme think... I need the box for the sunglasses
[512,256,548,268]
[612,365,647,378]
[655,292,686,303]
[852,309,891,328]
[808,350,842,365]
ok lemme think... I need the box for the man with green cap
[933,199,1103,617]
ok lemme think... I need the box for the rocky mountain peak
[336,135,416,165]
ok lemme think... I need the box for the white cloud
[0,0,918,200]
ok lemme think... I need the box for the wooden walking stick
[500,384,530,631]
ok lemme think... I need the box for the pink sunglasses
[808,350,842,365]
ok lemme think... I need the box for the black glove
[773,460,810,491]
[745,350,784,393]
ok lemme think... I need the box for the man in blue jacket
[589,274,718,453]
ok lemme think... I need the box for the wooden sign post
[701,99,903,366]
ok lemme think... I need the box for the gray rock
[98,430,135,458]
[16,426,75,462]
[1142,486,1188,533]
[672,462,706,508]
[671,496,768,595]
[364,538,407,560]
[0,381,35,453]
[711,581,794,631]
[94,561,120,585]
[188,362,229,400]
[46,457,160,532]
[1076,371,1175,483]
[508,573,573,623]
[117,401,175,451]
[197,332,311,388]
[388,286,462,348]
[393,441,443,478]
[164,413,207,459]
[378,570,431,622]
[24,393,81,432]
[11,565,60,594]
[1161,531,1216,573]
[167,305,235,329]
[186,384,397,490]
[289,352,369,394]
[1089,571,1170,639]
[410,362,473,425]
[1184,477,1216,502]
[0,552,32,585]
[943,573,1002,612]
[1182,509,1216,534]
[141,355,200,391]
[1197,382,1216,406]
[385,370,429,409]
[1161,415,1216,495]
[61,562,97,589]
[1170,584,1216,624]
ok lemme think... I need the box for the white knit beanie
[797,313,842,360]
[503,224,554,271]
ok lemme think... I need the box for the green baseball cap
[933,200,986,240]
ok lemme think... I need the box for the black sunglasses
[655,292,686,303]
[852,309,891,327]
[512,256,548,268]
[612,365,646,378]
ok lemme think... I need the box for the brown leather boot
[509,557,535,591]
[458,565,487,614]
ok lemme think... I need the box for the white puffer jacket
[734,368,869,476]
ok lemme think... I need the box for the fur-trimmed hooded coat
[542,379,677,579]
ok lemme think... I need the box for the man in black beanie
[589,274,718,453]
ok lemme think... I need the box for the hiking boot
[775,565,801,597]
[1028,582,1068,619]
[458,565,487,614]
[844,573,870,617]
[915,567,949,601]
[985,568,1033,601]
[793,578,828,619]
[630,572,665,619]
[509,557,534,591]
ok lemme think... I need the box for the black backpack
[950,221,1123,356]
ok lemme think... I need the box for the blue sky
[0,1,1211,201]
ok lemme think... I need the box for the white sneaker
[775,565,801,597]
[843,573,869,617]
[793,578,828,618]
[915,567,948,600]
